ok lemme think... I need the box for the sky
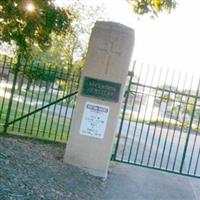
[2,0,200,76]
[97,0,200,75]
[56,0,200,74]
[55,0,200,89]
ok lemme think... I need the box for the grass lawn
[1,83,200,144]
[0,94,72,142]
[0,86,76,107]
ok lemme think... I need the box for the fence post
[180,79,200,173]
[112,62,135,160]
[3,54,21,134]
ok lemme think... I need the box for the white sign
[80,102,110,139]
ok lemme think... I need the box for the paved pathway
[104,162,200,200]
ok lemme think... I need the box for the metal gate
[0,55,80,142]
[113,62,200,178]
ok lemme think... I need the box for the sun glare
[25,2,35,12]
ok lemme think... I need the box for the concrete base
[65,160,108,179]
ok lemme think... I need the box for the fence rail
[114,63,200,178]
[2,54,200,178]
[0,55,81,142]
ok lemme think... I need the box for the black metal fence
[113,62,200,178]
[0,54,81,142]
[1,54,200,178]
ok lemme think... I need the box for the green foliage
[28,0,104,73]
[0,0,74,54]
[31,32,77,68]
[127,0,177,15]
[25,64,56,82]
[11,60,56,83]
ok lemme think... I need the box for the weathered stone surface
[64,21,134,178]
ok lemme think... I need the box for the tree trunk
[26,80,32,90]
[17,73,24,90]
[45,81,52,93]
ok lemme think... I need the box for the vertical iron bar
[0,57,13,120]
[128,64,150,162]
[134,66,157,163]
[172,77,194,171]
[159,71,181,168]
[18,58,30,131]
[180,79,200,173]
[140,67,163,164]
[52,67,67,141]
[61,72,75,141]
[187,109,200,174]
[146,68,169,166]
[60,71,81,141]
[112,61,135,160]
[3,54,21,133]
[12,59,28,130]
[59,70,73,141]
[36,64,53,136]
[29,63,47,135]
[48,66,71,139]
[24,62,40,133]
[194,145,200,175]
[121,64,143,161]
[48,66,64,138]
[66,72,81,141]
[40,65,55,137]
[152,69,175,167]
[166,73,188,169]
[0,56,7,120]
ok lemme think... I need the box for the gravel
[0,136,105,200]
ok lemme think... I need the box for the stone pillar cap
[94,21,135,35]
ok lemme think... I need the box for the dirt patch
[0,136,105,200]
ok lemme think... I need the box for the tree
[0,0,75,54]
[30,0,107,71]
[31,32,76,68]
[127,0,177,15]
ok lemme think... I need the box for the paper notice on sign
[80,102,110,139]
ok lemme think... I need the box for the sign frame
[81,76,121,102]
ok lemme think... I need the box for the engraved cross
[98,41,121,74]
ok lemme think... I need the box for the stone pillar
[64,21,134,178]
